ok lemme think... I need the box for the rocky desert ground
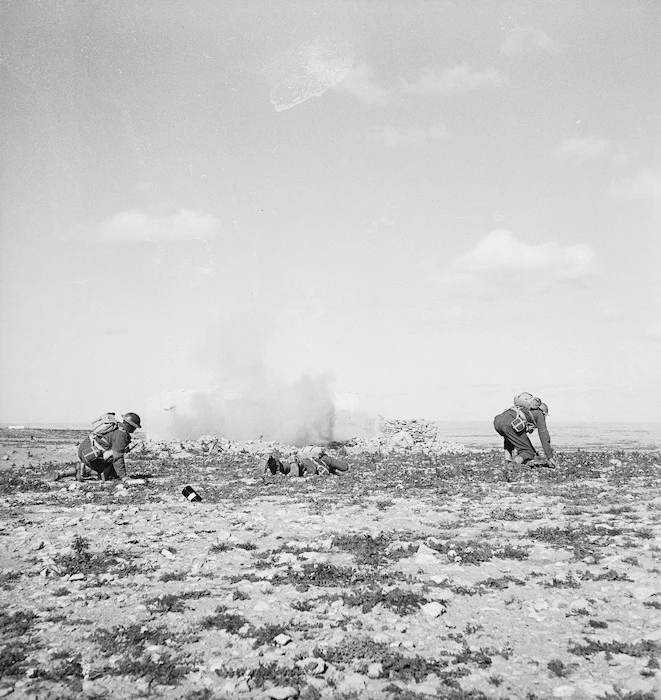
[1,424,660,700]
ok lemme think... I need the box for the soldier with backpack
[493,393,558,468]
[53,412,143,484]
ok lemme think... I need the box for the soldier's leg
[52,466,77,481]
[297,457,318,475]
[505,431,536,463]
[288,460,303,477]
[100,464,119,481]
[502,437,516,462]
[320,455,349,474]
[260,455,279,476]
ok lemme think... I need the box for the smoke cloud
[145,316,337,445]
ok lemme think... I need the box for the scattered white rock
[552,685,576,698]
[264,686,298,699]
[420,602,445,618]
[273,633,292,646]
[336,673,368,693]
[367,662,383,678]
[632,586,658,600]
[644,629,661,642]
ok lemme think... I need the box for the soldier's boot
[75,462,85,482]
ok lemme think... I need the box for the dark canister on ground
[182,485,202,502]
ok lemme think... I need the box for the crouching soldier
[260,445,349,478]
[493,393,558,468]
[54,412,142,485]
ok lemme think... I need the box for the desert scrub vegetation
[143,590,211,614]
[201,605,250,634]
[0,467,52,493]
[0,610,40,678]
[215,660,307,692]
[314,636,453,682]
[426,538,530,564]
[339,585,429,614]
[331,532,413,566]
[91,623,198,685]
[0,570,22,590]
[52,535,141,577]
[568,638,659,658]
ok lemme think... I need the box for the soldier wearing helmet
[54,412,143,484]
[493,394,558,468]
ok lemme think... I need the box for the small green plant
[332,532,396,566]
[544,572,580,589]
[209,542,232,553]
[159,570,187,582]
[547,659,572,677]
[341,587,427,615]
[201,606,249,634]
[220,661,304,690]
[92,623,197,685]
[53,536,139,577]
[144,590,210,614]
[250,623,287,647]
[569,638,658,658]
[0,571,21,590]
[580,569,633,582]
[588,619,608,629]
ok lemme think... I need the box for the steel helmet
[122,412,142,430]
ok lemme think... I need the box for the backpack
[513,392,542,410]
[82,413,121,462]
[510,405,538,434]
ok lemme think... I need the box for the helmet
[122,412,142,430]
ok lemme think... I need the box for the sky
[1,0,660,433]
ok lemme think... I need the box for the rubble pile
[133,418,471,460]
[377,417,439,441]
[132,436,290,459]
[360,416,469,454]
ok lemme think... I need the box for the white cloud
[267,40,353,112]
[500,26,559,56]
[553,137,611,162]
[439,229,597,285]
[96,209,221,243]
[402,64,508,96]
[609,169,661,204]
[646,322,661,342]
[336,63,392,106]
[371,123,450,146]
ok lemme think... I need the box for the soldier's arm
[109,431,131,480]
[532,409,553,459]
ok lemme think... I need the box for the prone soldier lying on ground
[260,445,349,478]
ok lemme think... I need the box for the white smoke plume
[145,316,337,445]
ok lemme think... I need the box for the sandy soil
[1,428,660,700]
